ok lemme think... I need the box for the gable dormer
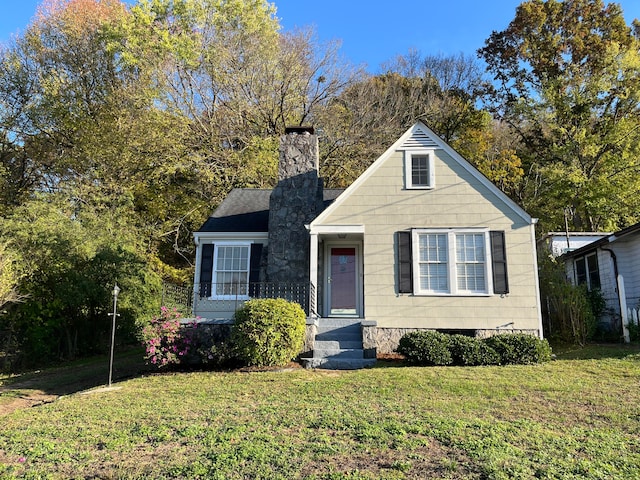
[399,125,440,190]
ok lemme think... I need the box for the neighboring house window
[575,252,600,290]
[398,229,508,296]
[404,150,435,189]
[413,229,489,295]
[199,243,263,298]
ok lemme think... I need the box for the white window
[412,229,490,295]
[404,150,435,189]
[213,244,250,298]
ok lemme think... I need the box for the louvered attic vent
[401,129,439,149]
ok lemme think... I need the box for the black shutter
[199,243,214,298]
[249,243,263,297]
[398,231,413,293]
[490,231,509,294]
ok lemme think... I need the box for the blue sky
[2,0,640,72]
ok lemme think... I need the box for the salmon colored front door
[328,247,358,316]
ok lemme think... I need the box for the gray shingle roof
[197,188,344,232]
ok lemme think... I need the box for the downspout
[600,247,630,343]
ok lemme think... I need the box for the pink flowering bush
[141,307,197,368]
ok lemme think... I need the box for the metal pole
[108,284,120,387]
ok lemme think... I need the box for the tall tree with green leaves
[479,0,640,231]
[315,51,492,187]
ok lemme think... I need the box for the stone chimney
[267,127,323,284]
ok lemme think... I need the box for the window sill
[412,292,491,297]
[208,295,250,301]
[405,185,434,190]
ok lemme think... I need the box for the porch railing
[194,282,315,316]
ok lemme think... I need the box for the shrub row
[396,330,551,366]
[142,298,306,369]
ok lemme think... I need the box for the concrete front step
[313,348,365,359]
[305,318,376,370]
[301,357,376,370]
[315,331,362,343]
[317,318,362,327]
[313,339,363,350]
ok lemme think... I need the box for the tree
[0,242,24,311]
[0,192,161,365]
[314,51,491,187]
[479,0,640,231]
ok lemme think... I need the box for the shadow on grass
[551,342,640,360]
[0,346,155,398]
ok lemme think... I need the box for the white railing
[627,307,639,327]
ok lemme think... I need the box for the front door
[327,246,360,316]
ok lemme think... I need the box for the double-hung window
[213,244,250,298]
[574,252,600,290]
[412,229,490,295]
[404,150,435,189]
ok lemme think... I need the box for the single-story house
[561,221,640,342]
[192,121,543,368]
[538,232,611,258]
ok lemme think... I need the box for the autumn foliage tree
[479,0,640,231]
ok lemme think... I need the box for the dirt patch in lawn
[299,438,482,479]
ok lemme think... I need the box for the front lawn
[1,344,639,479]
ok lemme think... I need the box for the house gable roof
[310,121,534,228]
[197,188,344,233]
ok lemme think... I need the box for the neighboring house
[561,222,640,342]
[193,122,543,368]
[538,232,611,258]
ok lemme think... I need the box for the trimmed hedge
[396,330,453,366]
[232,298,306,367]
[396,331,551,366]
[484,333,552,365]
[449,334,500,366]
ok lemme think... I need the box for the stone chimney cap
[285,126,314,135]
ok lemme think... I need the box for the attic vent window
[285,126,314,135]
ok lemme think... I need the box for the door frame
[323,242,363,318]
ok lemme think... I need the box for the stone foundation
[302,318,317,358]
[473,329,540,339]
[361,320,377,359]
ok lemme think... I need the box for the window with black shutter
[489,231,509,294]
[397,231,413,293]
[199,243,214,298]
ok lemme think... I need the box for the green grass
[1,344,639,479]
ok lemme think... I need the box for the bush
[539,255,597,345]
[396,330,452,366]
[231,298,306,367]
[141,307,196,368]
[449,334,500,366]
[484,333,552,365]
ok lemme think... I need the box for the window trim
[211,242,251,300]
[404,150,435,189]
[411,228,492,296]
[574,252,600,291]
